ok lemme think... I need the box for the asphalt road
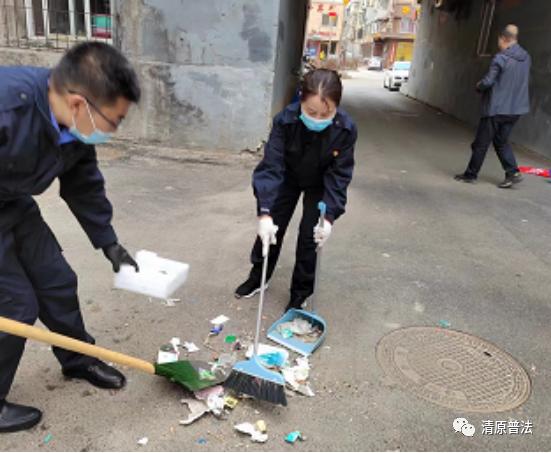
[4,70,551,451]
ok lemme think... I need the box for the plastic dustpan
[267,308,327,356]
[267,201,328,356]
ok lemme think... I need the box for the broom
[0,317,228,392]
[223,240,287,405]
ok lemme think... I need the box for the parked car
[384,61,411,91]
[367,56,383,71]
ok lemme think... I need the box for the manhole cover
[376,327,531,413]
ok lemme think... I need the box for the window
[330,41,337,55]
[400,17,414,33]
[23,0,113,46]
[321,13,338,28]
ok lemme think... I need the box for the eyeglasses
[68,90,120,130]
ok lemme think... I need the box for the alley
[4,71,551,451]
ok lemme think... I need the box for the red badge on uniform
[333,150,340,157]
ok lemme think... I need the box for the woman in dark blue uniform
[235,69,358,312]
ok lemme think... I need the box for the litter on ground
[179,399,210,425]
[194,385,225,416]
[255,420,267,433]
[183,341,200,353]
[234,422,269,443]
[137,437,149,446]
[210,325,224,336]
[157,343,179,364]
[210,315,230,325]
[285,431,304,444]
[282,357,315,397]
[224,395,239,409]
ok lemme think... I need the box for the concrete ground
[4,70,551,451]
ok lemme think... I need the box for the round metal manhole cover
[376,327,531,413]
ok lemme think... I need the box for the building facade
[305,0,345,67]
[369,0,418,67]
[342,0,419,67]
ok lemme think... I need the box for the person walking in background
[455,24,531,189]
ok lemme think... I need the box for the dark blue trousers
[465,115,520,178]
[0,211,94,400]
[249,183,323,303]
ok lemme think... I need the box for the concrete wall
[403,0,551,158]
[114,0,296,152]
[270,0,308,116]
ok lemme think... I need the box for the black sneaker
[498,172,523,189]
[234,277,269,299]
[454,173,477,183]
[284,298,306,313]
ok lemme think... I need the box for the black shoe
[63,360,126,389]
[0,400,42,433]
[234,276,269,299]
[454,173,477,183]
[284,298,306,313]
[498,172,523,189]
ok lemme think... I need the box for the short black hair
[300,69,343,107]
[51,41,140,106]
[499,28,518,42]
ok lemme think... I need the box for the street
[4,70,551,451]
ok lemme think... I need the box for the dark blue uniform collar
[32,68,60,145]
[280,101,355,132]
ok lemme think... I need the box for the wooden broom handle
[0,316,155,375]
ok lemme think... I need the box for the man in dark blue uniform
[455,25,531,188]
[0,42,140,432]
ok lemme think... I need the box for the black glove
[103,243,139,273]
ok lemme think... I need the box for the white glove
[258,216,278,256]
[313,219,332,247]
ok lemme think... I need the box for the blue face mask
[300,112,335,132]
[70,100,112,145]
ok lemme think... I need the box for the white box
[114,250,189,299]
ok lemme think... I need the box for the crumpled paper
[282,357,314,397]
[179,386,225,425]
[194,385,225,416]
[179,399,210,425]
[234,422,268,443]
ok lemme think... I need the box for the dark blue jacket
[0,66,117,248]
[478,43,531,117]
[253,102,357,223]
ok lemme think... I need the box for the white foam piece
[114,250,189,299]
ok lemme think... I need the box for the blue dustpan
[267,202,328,356]
[267,308,327,356]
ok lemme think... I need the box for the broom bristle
[224,370,287,406]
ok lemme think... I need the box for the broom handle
[311,201,326,313]
[254,244,269,357]
[0,316,155,375]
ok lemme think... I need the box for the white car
[384,61,411,91]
